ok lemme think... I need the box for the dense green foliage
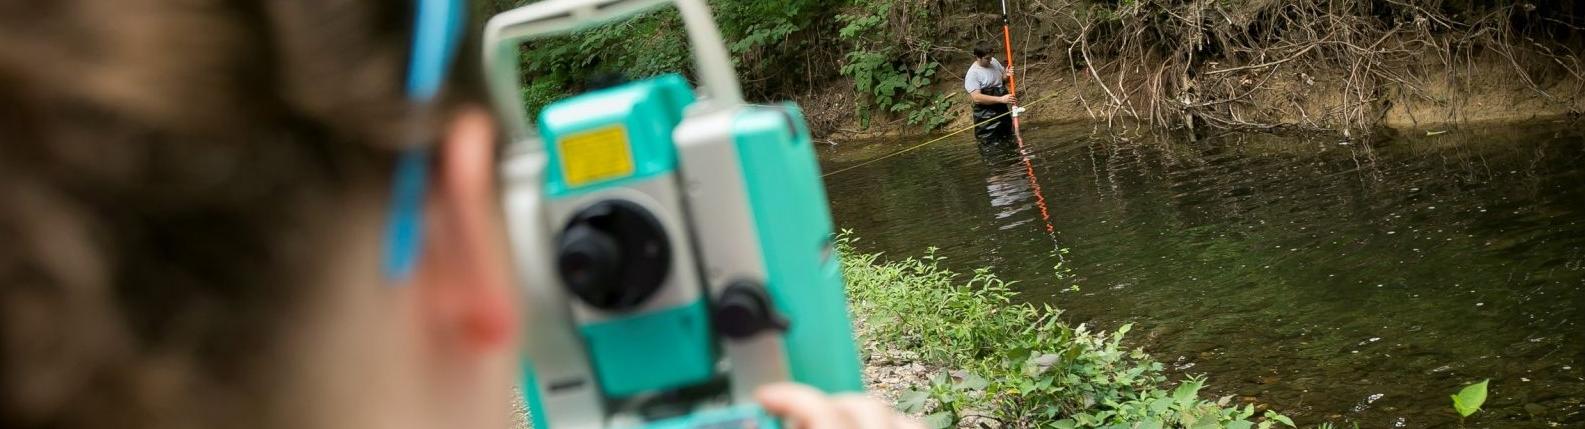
[483,0,828,115]
[489,0,1585,135]
[840,235,1297,429]
[486,0,960,131]
[834,0,954,130]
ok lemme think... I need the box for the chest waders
[973,84,1014,145]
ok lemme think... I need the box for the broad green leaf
[1035,376,1054,390]
[958,373,989,390]
[1148,397,1173,414]
[898,390,929,414]
[1266,411,1296,428]
[923,412,954,429]
[1226,420,1254,429]
[1451,379,1489,417]
[1052,420,1077,429]
[1173,378,1204,402]
[1136,419,1164,429]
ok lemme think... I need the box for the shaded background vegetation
[486,0,1585,136]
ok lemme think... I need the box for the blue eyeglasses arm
[383,0,467,282]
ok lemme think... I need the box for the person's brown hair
[972,42,996,60]
[0,1,484,428]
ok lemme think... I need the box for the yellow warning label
[558,126,635,187]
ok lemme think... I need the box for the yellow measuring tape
[821,92,1062,178]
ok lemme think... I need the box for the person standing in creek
[964,42,1017,146]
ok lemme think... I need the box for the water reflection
[977,139,1067,276]
[820,121,1585,428]
[978,142,1038,228]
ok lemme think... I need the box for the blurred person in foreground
[0,1,917,429]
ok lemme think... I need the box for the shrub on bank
[840,235,1296,429]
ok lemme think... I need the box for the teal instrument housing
[535,75,716,398]
[731,104,864,393]
[638,404,779,429]
[576,300,713,398]
[519,359,552,429]
[537,74,695,196]
[490,1,865,427]
[579,300,715,396]
[513,74,863,426]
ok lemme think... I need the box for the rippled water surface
[819,121,1585,428]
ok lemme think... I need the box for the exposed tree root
[1021,0,1585,136]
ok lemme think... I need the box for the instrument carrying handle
[483,0,744,148]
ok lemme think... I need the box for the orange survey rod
[998,0,1057,238]
[999,0,1020,129]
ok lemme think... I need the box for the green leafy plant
[493,0,836,121]
[1451,379,1489,418]
[900,371,988,429]
[840,233,1298,428]
[834,0,952,130]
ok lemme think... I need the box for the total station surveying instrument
[484,0,864,427]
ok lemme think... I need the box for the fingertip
[752,382,820,413]
[897,415,928,429]
[754,383,841,428]
[831,393,891,428]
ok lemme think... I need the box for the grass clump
[839,234,1296,429]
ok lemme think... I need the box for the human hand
[1005,65,1014,77]
[999,94,1017,104]
[756,382,926,429]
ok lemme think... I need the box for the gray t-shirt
[963,58,1005,94]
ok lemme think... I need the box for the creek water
[818,120,1585,428]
